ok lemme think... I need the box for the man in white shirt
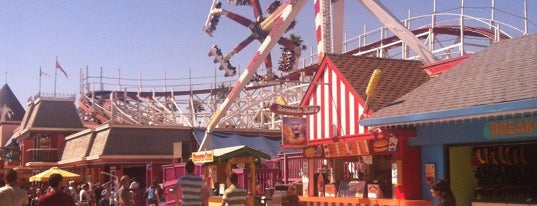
[129,177,140,205]
[0,168,29,206]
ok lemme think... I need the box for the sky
[1,0,536,108]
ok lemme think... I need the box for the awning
[203,145,271,165]
[361,99,537,127]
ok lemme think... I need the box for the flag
[56,60,68,78]
[40,70,50,78]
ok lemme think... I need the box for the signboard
[269,103,320,115]
[191,150,214,163]
[425,163,436,185]
[322,140,370,157]
[282,117,307,148]
[367,184,382,198]
[349,181,366,198]
[303,146,323,158]
[484,117,537,138]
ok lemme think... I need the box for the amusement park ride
[77,0,533,149]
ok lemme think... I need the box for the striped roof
[361,34,537,126]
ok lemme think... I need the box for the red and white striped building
[301,54,427,144]
[297,53,435,205]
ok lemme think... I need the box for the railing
[26,148,59,162]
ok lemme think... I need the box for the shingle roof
[61,124,196,164]
[323,54,428,112]
[20,97,84,131]
[361,34,537,126]
[0,84,25,121]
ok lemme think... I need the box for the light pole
[101,171,119,206]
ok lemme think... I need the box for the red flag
[56,60,68,78]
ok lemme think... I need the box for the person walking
[129,177,140,206]
[430,179,456,206]
[118,175,134,206]
[220,173,247,206]
[79,183,92,206]
[0,168,29,206]
[172,159,204,206]
[38,173,76,206]
[146,180,161,206]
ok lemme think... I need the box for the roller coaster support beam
[199,0,308,151]
[357,0,438,65]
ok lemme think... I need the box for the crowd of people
[0,159,250,206]
[0,168,165,206]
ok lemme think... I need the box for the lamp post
[101,171,119,206]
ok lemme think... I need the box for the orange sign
[323,140,370,157]
[192,150,214,163]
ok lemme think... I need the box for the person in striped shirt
[173,159,204,206]
[221,173,247,206]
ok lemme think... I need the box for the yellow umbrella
[29,167,81,182]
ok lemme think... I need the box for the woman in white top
[79,183,92,206]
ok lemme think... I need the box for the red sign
[269,103,320,115]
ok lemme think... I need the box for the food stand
[295,132,432,206]
[192,145,271,206]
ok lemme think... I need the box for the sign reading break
[484,117,537,138]
[192,150,214,163]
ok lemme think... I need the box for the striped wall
[307,65,366,142]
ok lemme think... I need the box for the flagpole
[39,66,42,95]
[54,56,58,97]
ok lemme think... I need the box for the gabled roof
[316,54,428,112]
[361,34,537,127]
[0,84,25,122]
[19,97,84,132]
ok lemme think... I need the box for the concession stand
[192,145,271,206]
[282,54,433,206]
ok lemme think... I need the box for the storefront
[288,53,433,206]
[360,34,537,206]
[412,117,537,205]
[298,131,430,206]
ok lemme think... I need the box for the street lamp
[101,171,119,206]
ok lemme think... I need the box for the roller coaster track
[78,3,534,130]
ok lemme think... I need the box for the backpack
[147,187,157,200]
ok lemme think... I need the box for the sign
[322,140,370,157]
[191,150,214,163]
[484,117,537,138]
[367,184,382,198]
[349,181,366,198]
[425,163,436,185]
[303,146,323,158]
[269,103,320,115]
[282,117,307,148]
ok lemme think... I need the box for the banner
[281,117,307,148]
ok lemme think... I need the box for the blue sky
[1,0,535,107]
